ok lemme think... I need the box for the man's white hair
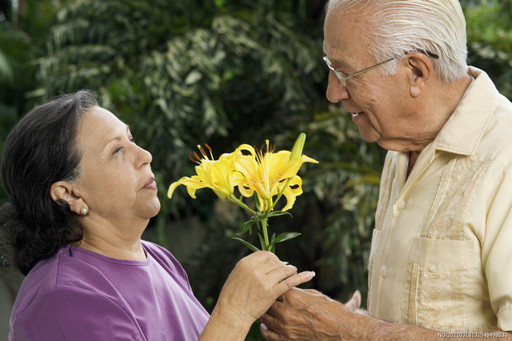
[326,0,468,83]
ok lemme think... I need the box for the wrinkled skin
[260,288,366,341]
[198,251,315,341]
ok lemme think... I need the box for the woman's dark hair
[0,90,98,275]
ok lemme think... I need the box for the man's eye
[337,69,348,77]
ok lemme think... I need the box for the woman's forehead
[76,107,127,148]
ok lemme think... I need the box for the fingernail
[281,261,289,265]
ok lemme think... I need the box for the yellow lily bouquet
[167,133,318,253]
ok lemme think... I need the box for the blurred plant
[0,0,62,202]
[463,0,512,99]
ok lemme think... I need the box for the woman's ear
[406,52,433,98]
[50,181,86,215]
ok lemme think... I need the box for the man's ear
[50,181,86,215]
[406,52,433,98]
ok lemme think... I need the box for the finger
[251,252,296,277]
[273,271,315,296]
[260,322,280,341]
[264,300,283,318]
[260,300,286,318]
[303,288,322,295]
[255,250,281,264]
[260,313,280,334]
[345,290,361,312]
[266,264,298,282]
[260,312,274,324]
[282,270,316,288]
[355,308,369,316]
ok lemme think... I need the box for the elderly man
[260,0,512,340]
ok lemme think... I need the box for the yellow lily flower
[167,133,318,253]
[234,140,318,212]
[168,145,243,200]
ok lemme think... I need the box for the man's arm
[260,288,511,341]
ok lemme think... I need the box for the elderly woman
[0,90,314,341]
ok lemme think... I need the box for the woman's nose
[136,145,153,167]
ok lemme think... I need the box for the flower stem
[261,217,270,251]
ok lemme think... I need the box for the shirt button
[470,155,478,162]
[381,266,388,278]
[428,264,437,272]
[397,200,405,209]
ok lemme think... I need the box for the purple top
[9,240,210,340]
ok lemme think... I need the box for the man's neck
[406,72,474,176]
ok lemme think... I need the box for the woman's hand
[215,251,315,325]
[199,251,314,340]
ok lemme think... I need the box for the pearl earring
[80,207,89,216]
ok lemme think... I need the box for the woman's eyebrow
[101,124,130,151]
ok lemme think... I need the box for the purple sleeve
[10,286,145,341]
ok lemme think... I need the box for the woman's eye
[113,146,122,155]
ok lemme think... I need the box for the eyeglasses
[323,50,439,86]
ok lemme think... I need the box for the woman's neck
[77,236,147,260]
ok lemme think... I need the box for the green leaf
[270,233,276,244]
[258,233,266,250]
[232,237,260,252]
[273,232,301,244]
[238,218,256,235]
[268,211,292,218]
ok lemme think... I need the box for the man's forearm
[358,313,511,341]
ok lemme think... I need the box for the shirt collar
[432,66,499,156]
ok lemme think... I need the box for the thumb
[345,290,361,312]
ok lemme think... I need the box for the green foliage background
[1,0,511,339]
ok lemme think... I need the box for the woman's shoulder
[13,246,124,311]
[141,240,180,267]
[11,259,142,341]
[141,240,191,287]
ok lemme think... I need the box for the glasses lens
[324,56,346,86]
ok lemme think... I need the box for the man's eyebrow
[323,52,350,70]
[331,58,350,70]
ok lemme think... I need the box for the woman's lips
[143,177,157,190]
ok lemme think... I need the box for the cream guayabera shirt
[367,67,512,332]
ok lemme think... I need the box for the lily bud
[290,132,306,161]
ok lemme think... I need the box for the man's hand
[345,290,368,316]
[260,287,356,340]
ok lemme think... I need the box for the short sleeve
[483,165,512,331]
[10,285,145,341]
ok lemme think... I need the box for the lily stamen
[192,151,201,162]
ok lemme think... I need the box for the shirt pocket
[403,237,476,332]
